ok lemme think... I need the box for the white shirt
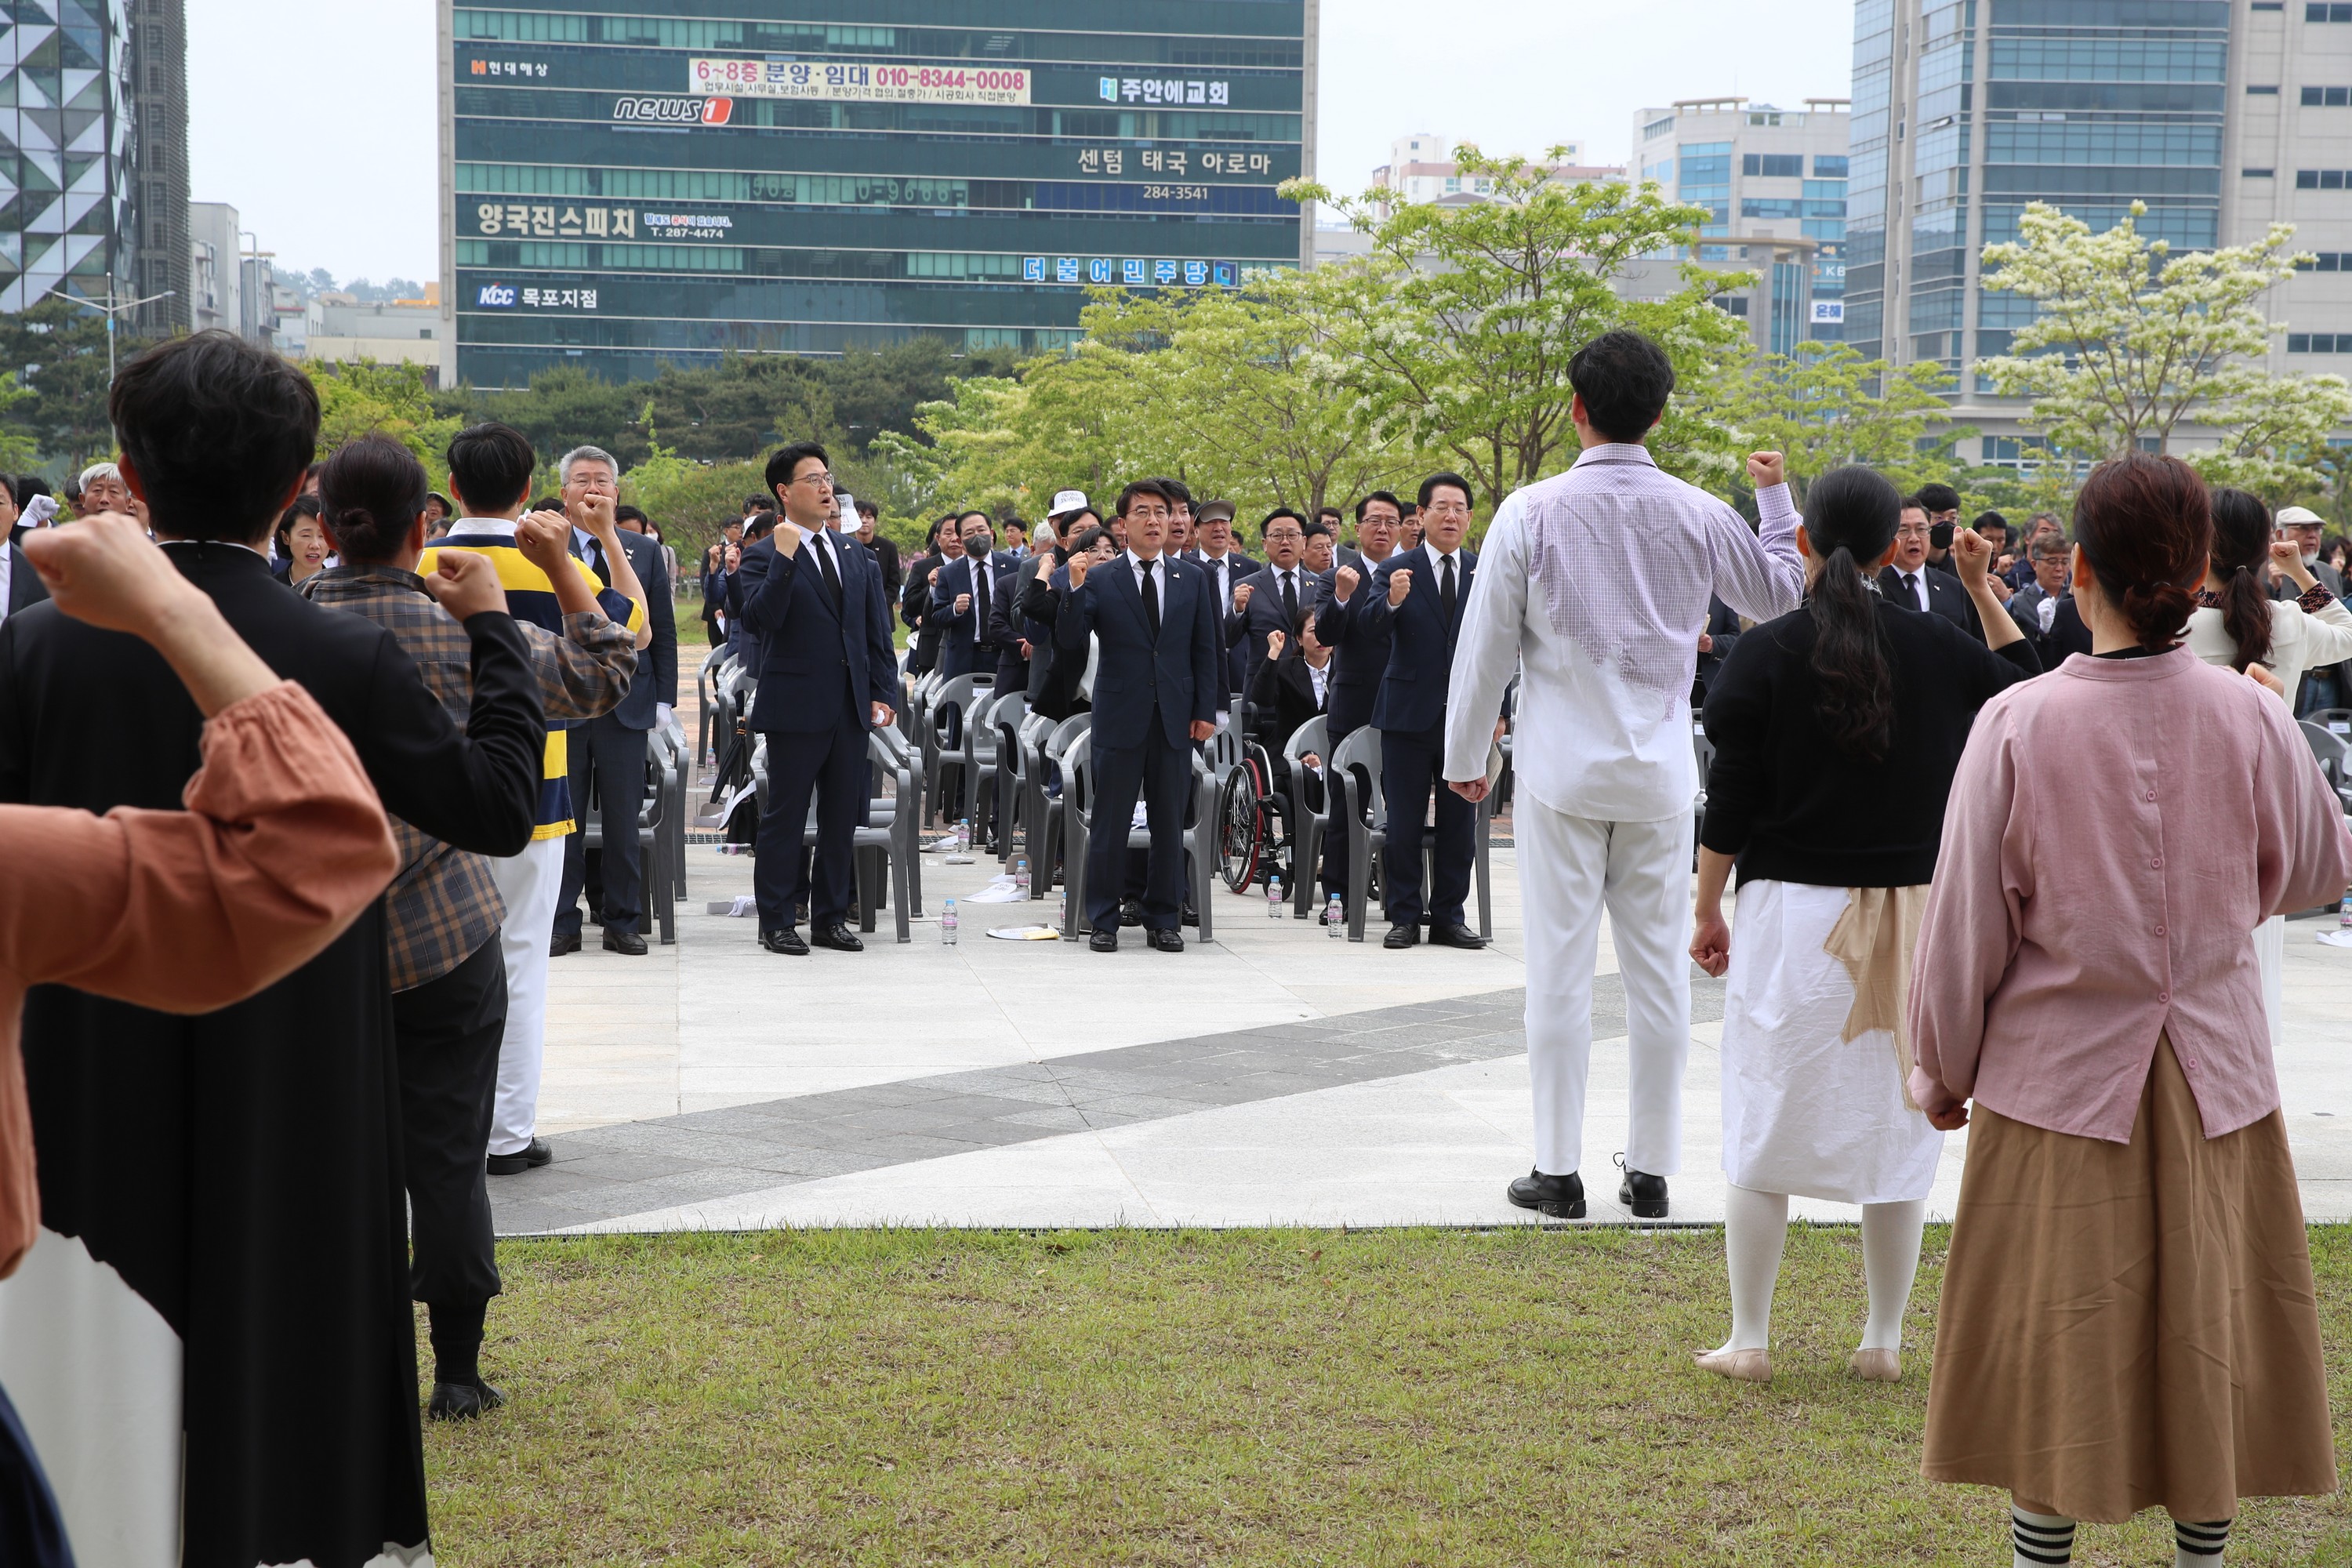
[1268,564,1305,615]
[1123,549,1166,596]
[1443,447,1806,823]
[1894,567,1931,612]
[1307,658,1330,707]
[1423,546,1465,600]
[0,535,11,622]
[1199,549,1233,608]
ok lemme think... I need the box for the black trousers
[390,935,506,1309]
[556,713,648,937]
[756,707,866,930]
[1381,720,1475,927]
[1087,710,1191,932]
[1322,689,1374,901]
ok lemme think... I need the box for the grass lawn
[424,1225,2352,1566]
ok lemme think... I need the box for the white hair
[557,445,620,484]
[78,460,121,489]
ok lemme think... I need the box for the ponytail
[1808,543,1896,762]
[2209,486,2275,671]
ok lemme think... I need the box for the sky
[187,0,1857,287]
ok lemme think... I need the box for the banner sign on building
[1810,300,1845,325]
[690,58,1030,105]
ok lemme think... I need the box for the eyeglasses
[1894,524,1933,539]
[788,470,833,488]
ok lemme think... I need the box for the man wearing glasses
[737,441,900,955]
[2273,505,2347,714]
[1878,495,1983,635]
[1226,508,1319,699]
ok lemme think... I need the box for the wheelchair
[1214,702,1325,897]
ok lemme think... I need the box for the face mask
[965,535,991,557]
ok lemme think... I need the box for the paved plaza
[496,832,2352,1236]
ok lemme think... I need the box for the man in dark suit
[1182,500,1259,705]
[552,473,676,957]
[1313,491,1404,917]
[1056,479,1220,951]
[928,511,1018,680]
[0,329,545,1565]
[2,532,44,623]
[1352,471,1493,950]
[1226,510,1323,709]
[739,441,899,956]
[1879,495,1983,634]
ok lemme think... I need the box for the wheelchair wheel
[1217,762,1265,892]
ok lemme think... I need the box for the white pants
[487,834,566,1156]
[1519,804,1693,1178]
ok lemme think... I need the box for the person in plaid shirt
[306,434,637,1421]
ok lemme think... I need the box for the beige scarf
[1824,884,1930,1112]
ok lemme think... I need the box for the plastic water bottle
[2340,886,2352,929]
[1014,856,1030,894]
[1058,887,1070,936]
[1267,874,1283,917]
[1327,894,1343,937]
[941,898,959,946]
[956,817,971,855]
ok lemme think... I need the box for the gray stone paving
[492,973,1730,1235]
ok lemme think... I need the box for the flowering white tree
[1976,201,2352,483]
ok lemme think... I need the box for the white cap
[1050,488,1088,517]
[2278,505,2325,527]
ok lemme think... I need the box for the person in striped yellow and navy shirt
[427,422,648,1179]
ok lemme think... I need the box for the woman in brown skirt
[1906,452,2352,1567]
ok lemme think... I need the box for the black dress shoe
[486,1138,553,1176]
[1149,928,1184,953]
[1619,1167,1669,1219]
[1181,902,1199,927]
[1506,1168,1586,1218]
[601,928,648,955]
[1120,898,1145,928]
[427,1379,507,1422]
[811,921,863,953]
[760,927,808,956]
[1428,922,1490,950]
[1089,927,1120,953]
[548,931,582,957]
[1383,924,1421,949]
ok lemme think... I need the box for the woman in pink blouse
[1907,453,2352,1568]
[0,513,397,1567]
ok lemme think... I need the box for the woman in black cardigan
[1688,464,2037,1387]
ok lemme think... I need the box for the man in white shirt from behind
[1443,329,1806,1221]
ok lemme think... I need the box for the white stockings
[1714,1185,1927,1356]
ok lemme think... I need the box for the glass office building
[0,0,134,315]
[1846,0,2230,389]
[435,0,1313,389]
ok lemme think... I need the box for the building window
[2246,168,2278,177]
[2288,333,2349,351]
[1813,155,1849,176]
[2250,85,2281,94]
[2296,251,2352,267]
[1642,116,1675,140]
[2311,2,2352,18]
[2305,85,2352,103]
[1741,153,1804,178]
[2298,169,2352,186]
[1714,294,1749,317]
[2254,2,2285,9]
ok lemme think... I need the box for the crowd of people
[0,321,2344,1564]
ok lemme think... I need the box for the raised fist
[1066,552,1091,589]
[1745,451,1786,488]
[953,592,972,615]
[1232,582,1254,612]
[1334,564,1360,601]
[1266,630,1287,659]
[1387,568,1414,608]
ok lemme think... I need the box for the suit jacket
[900,551,946,674]
[1183,548,1260,694]
[1878,563,1983,637]
[1247,643,1329,754]
[737,527,898,736]
[4,539,45,618]
[1225,562,1327,701]
[1025,561,1090,720]
[575,528,677,729]
[1691,595,1743,706]
[1356,543,1478,735]
[927,549,1020,678]
[1314,554,1399,733]
[0,540,545,1557]
[1054,553,1219,750]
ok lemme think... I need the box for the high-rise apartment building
[1842,0,2345,459]
[1370,133,1611,212]
[0,0,136,315]
[1629,97,1852,354]
[126,0,188,332]
[437,0,1316,390]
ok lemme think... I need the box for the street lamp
[44,270,175,383]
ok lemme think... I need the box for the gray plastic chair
[1060,733,1216,944]
[1283,714,1330,918]
[1327,724,1494,942]
[1035,713,1092,902]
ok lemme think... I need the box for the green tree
[1977,201,2352,461]
[1706,341,1970,500]
[312,360,463,467]
[0,298,153,464]
[1283,146,1752,510]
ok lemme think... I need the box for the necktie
[1282,569,1299,630]
[1142,558,1160,641]
[1900,572,1919,609]
[587,539,609,586]
[1440,554,1457,623]
[972,556,989,635]
[812,533,843,611]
